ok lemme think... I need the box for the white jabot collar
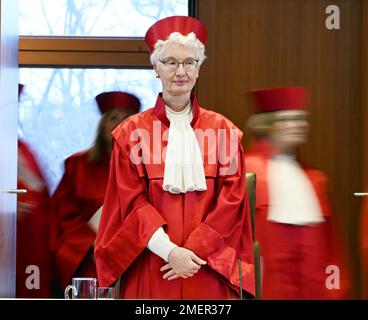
[267,155,325,225]
[163,102,207,194]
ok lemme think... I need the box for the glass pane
[19,0,188,36]
[19,68,161,193]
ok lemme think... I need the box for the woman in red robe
[94,16,255,299]
[51,91,140,293]
[245,87,351,299]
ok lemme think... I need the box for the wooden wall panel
[361,0,368,299]
[196,0,362,297]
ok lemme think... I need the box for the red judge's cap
[145,15,208,52]
[95,91,141,114]
[250,87,309,113]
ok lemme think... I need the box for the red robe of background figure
[51,91,140,293]
[51,150,110,291]
[246,140,350,299]
[17,139,53,297]
[95,93,255,299]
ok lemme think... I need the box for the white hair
[150,32,207,66]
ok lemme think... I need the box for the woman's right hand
[160,247,206,280]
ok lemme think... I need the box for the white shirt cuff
[147,227,178,262]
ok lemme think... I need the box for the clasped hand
[160,247,206,281]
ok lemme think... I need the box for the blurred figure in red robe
[94,16,255,299]
[17,84,53,297]
[51,91,140,294]
[245,87,351,299]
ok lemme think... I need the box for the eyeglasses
[274,115,308,123]
[159,57,199,72]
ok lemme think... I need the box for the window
[20,0,188,37]
[19,68,161,192]
[19,0,190,192]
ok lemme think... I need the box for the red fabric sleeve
[94,139,167,287]
[184,143,255,297]
[51,157,96,288]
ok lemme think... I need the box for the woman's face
[103,108,129,144]
[154,43,200,97]
[270,110,309,152]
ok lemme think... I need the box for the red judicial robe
[17,140,53,297]
[95,93,255,299]
[51,149,110,290]
[245,140,350,299]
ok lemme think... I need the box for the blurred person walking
[245,86,351,299]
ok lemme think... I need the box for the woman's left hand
[160,247,206,280]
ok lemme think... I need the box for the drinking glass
[64,277,97,299]
[97,287,116,300]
